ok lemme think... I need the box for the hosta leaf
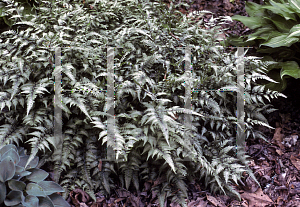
[0,156,15,182]
[230,15,265,30]
[37,181,64,195]
[279,61,300,79]
[261,34,299,48]
[262,2,297,21]
[245,1,265,17]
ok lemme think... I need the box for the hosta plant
[0,0,287,206]
[224,0,300,92]
[0,144,70,207]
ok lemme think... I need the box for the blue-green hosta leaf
[4,191,23,206]
[37,181,65,195]
[25,169,49,183]
[22,195,39,207]
[1,148,19,164]
[37,196,54,207]
[8,179,26,191]
[48,193,70,207]
[260,34,299,48]
[0,144,18,157]
[0,156,15,182]
[26,183,46,197]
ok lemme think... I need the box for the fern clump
[0,0,287,206]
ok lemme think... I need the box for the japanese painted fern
[0,0,287,206]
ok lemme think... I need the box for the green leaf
[261,75,289,92]
[288,0,300,15]
[22,2,36,17]
[287,24,300,38]
[224,36,256,47]
[22,195,39,207]
[3,16,15,27]
[263,15,295,33]
[260,34,299,48]
[279,61,300,79]
[230,15,265,30]
[245,1,265,17]
[262,1,297,21]
[245,26,275,42]
[0,4,5,18]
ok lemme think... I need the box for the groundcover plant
[0,0,287,206]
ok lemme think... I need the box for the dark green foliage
[225,0,300,92]
[0,0,288,206]
[0,144,70,207]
